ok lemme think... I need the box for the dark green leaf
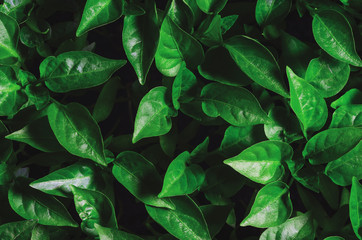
[0,163,14,185]
[350,177,362,239]
[196,0,227,14]
[224,140,292,184]
[225,35,289,97]
[8,177,78,227]
[24,85,49,111]
[112,151,175,209]
[167,0,194,32]
[195,14,222,47]
[220,15,238,34]
[240,181,293,228]
[330,105,362,128]
[0,12,20,65]
[95,224,144,240]
[200,204,232,238]
[0,120,13,162]
[0,219,37,240]
[0,0,33,23]
[255,0,292,26]
[47,102,107,166]
[201,83,271,126]
[312,10,362,67]
[41,51,126,93]
[76,0,124,36]
[145,196,211,240]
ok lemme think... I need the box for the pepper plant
[0,0,361,239]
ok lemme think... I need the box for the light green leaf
[8,177,78,227]
[331,89,362,109]
[225,35,289,97]
[201,83,270,126]
[350,177,362,239]
[305,54,350,98]
[133,86,177,143]
[330,105,362,128]
[196,0,227,14]
[95,224,144,240]
[0,220,37,240]
[112,151,175,209]
[312,10,362,67]
[255,0,292,26]
[0,12,20,65]
[155,16,204,77]
[41,51,126,93]
[145,196,211,240]
[47,102,107,166]
[76,0,124,36]
[303,127,362,165]
[122,0,159,85]
[240,181,293,228]
[287,66,328,137]
[71,185,117,237]
[159,151,205,198]
[224,140,292,184]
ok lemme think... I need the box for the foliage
[0,0,361,239]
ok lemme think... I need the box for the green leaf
[224,140,292,184]
[112,151,175,209]
[0,120,13,162]
[122,0,159,85]
[350,177,362,239]
[76,0,124,36]
[305,54,350,98]
[71,185,117,236]
[194,14,222,47]
[330,105,362,128]
[6,116,64,153]
[0,219,37,240]
[172,64,199,110]
[159,151,205,198]
[225,35,289,97]
[200,204,232,238]
[198,45,252,87]
[133,86,177,143]
[325,141,362,186]
[323,237,345,240]
[47,102,107,166]
[303,127,362,165]
[240,181,293,228]
[312,10,362,67]
[0,0,33,23]
[220,15,238,34]
[287,66,328,137]
[30,161,106,198]
[30,225,70,240]
[40,51,126,93]
[190,137,209,163]
[196,0,227,14]
[260,212,316,240]
[24,85,50,111]
[167,0,194,32]
[95,224,144,240]
[331,89,362,109]
[0,65,27,117]
[286,158,320,193]
[155,16,204,77]
[0,163,14,185]
[0,12,20,65]
[201,83,270,126]
[92,76,121,123]
[145,196,211,240]
[255,0,292,26]
[8,177,78,227]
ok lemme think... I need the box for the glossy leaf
[133,86,177,143]
[24,85,50,111]
[8,177,78,227]
[305,54,350,98]
[196,0,227,14]
[224,141,292,184]
[30,161,106,198]
[95,224,143,240]
[255,0,292,26]
[71,185,117,236]
[241,181,293,228]
[159,151,205,198]
[325,141,362,186]
[76,0,124,36]
[330,105,362,128]
[350,177,362,239]
[198,45,252,87]
[0,220,37,240]
[303,127,362,165]
[6,116,63,153]
[287,66,328,136]
[201,83,271,126]
[260,212,316,240]
[0,65,27,117]
[312,10,362,67]
[0,12,20,65]
[331,89,362,109]
[167,0,194,32]
[155,16,204,77]
[195,14,222,47]
[112,151,175,209]
[122,0,159,85]
[0,0,33,23]
[225,35,289,97]
[145,196,211,240]
[47,102,107,166]
[220,15,238,34]
[41,51,126,93]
